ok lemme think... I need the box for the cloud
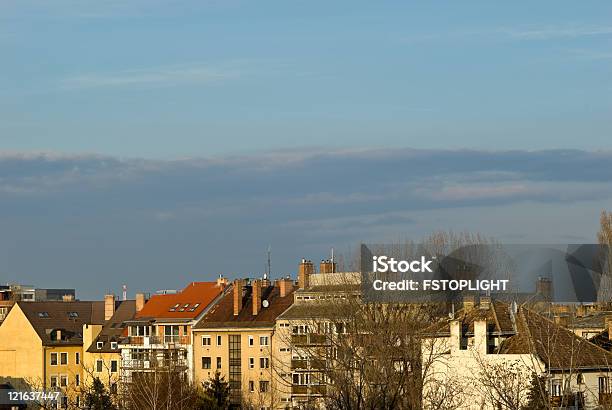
[2,148,612,298]
[61,63,240,89]
[502,25,612,40]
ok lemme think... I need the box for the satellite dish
[262,300,269,308]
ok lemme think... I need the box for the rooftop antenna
[330,247,335,273]
[265,245,271,280]
[122,285,127,301]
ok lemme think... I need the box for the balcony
[291,334,328,346]
[126,336,162,345]
[291,385,326,396]
[291,359,308,369]
[291,358,326,370]
[164,335,190,345]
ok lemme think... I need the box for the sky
[0,1,611,298]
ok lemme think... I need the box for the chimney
[233,279,244,316]
[479,296,491,310]
[104,294,115,321]
[463,295,475,312]
[216,274,228,289]
[319,259,336,274]
[56,329,62,341]
[252,280,262,316]
[536,277,553,301]
[135,293,146,312]
[554,314,569,327]
[606,316,612,340]
[279,277,292,298]
[474,319,488,355]
[450,320,461,353]
[62,294,74,302]
[298,259,314,289]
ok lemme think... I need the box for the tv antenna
[265,245,271,280]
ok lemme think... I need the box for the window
[50,353,58,366]
[293,373,310,385]
[60,352,68,365]
[60,375,68,387]
[217,335,222,346]
[76,396,80,407]
[96,359,103,373]
[111,360,118,373]
[202,357,211,369]
[280,347,290,352]
[68,311,78,318]
[600,377,609,394]
[61,396,68,408]
[259,336,269,346]
[183,325,188,335]
[259,380,269,393]
[249,335,254,346]
[97,341,103,349]
[75,352,80,365]
[75,374,80,387]
[249,357,255,369]
[111,342,118,350]
[202,336,211,346]
[260,357,269,369]
[164,325,179,343]
[110,383,118,394]
[216,357,221,369]
[577,373,584,384]
[249,380,254,392]
[50,376,58,388]
[552,379,562,397]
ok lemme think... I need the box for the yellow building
[0,300,106,408]
[82,294,139,398]
[193,277,295,409]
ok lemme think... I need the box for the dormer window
[110,342,118,350]
[97,341,103,350]
[68,312,78,318]
[38,312,49,318]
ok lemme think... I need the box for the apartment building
[423,297,612,409]
[0,285,76,324]
[193,277,296,409]
[82,294,138,398]
[0,300,106,408]
[275,259,361,408]
[118,281,224,388]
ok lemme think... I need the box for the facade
[0,300,106,408]
[275,260,361,408]
[193,277,296,409]
[82,294,137,399]
[423,298,612,409]
[118,281,225,390]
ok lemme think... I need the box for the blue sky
[0,2,611,298]
[2,1,611,156]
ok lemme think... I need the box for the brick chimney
[554,314,569,327]
[463,295,475,312]
[62,294,75,302]
[104,294,115,321]
[279,277,292,298]
[479,296,491,310]
[252,280,262,316]
[319,259,336,274]
[135,293,146,312]
[605,316,612,340]
[298,259,315,289]
[216,274,228,289]
[233,279,244,316]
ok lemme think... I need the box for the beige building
[193,277,296,409]
[423,297,612,409]
[0,300,106,408]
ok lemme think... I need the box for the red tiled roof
[135,282,223,320]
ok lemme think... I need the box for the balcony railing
[291,358,326,370]
[291,385,326,396]
[291,334,328,346]
[126,336,162,345]
[164,335,190,345]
